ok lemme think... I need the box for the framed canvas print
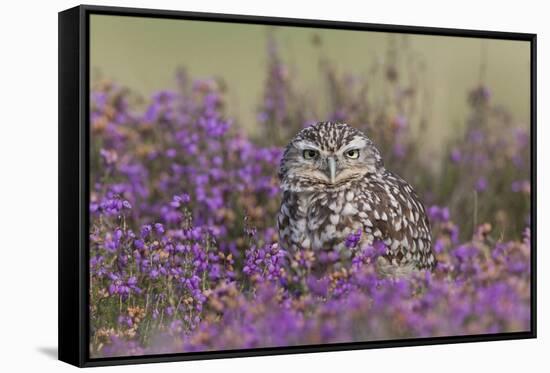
[58,5,537,367]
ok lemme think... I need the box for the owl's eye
[345,149,360,159]
[303,149,319,160]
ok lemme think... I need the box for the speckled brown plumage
[277,121,435,277]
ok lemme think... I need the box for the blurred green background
[90,14,530,150]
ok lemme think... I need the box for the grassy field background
[90,14,530,154]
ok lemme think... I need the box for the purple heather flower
[428,205,450,223]
[257,111,269,123]
[140,225,152,238]
[475,177,488,192]
[372,240,388,256]
[92,91,107,109]
[154,223,165,234]
[99,148,118,165]
[393,143,406,158]
[170,193,191,208]
[433,239,445,254]
[511,180,530,193]
[134,239,145,250]
[345,229,362,249]
[307,276,329,298]
[450,148,462,163]
[165,148,177,158]
[468,129,485,144]
[468,85,491,106]
[514,128,529,149]
[394,115,408,130]
[453,245,478,261]
[149,269,159,279]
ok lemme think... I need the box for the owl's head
[279,121,383,191]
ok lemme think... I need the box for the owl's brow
[339,137,368,152]
[294,141,321,151]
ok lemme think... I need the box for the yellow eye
[303,149,319,160]
[345,149,360,159]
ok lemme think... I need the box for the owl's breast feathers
[277,170,436,272]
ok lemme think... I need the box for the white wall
[0,0,545,371]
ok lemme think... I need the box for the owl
[277,121,436,277]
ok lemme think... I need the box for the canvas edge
[59,5,86,367]
[80,3,535,40]
[529,33,537,339]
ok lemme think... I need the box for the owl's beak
[328,157,337,183]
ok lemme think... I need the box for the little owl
[277,121,436,277]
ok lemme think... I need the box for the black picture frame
[58,4,537,367]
